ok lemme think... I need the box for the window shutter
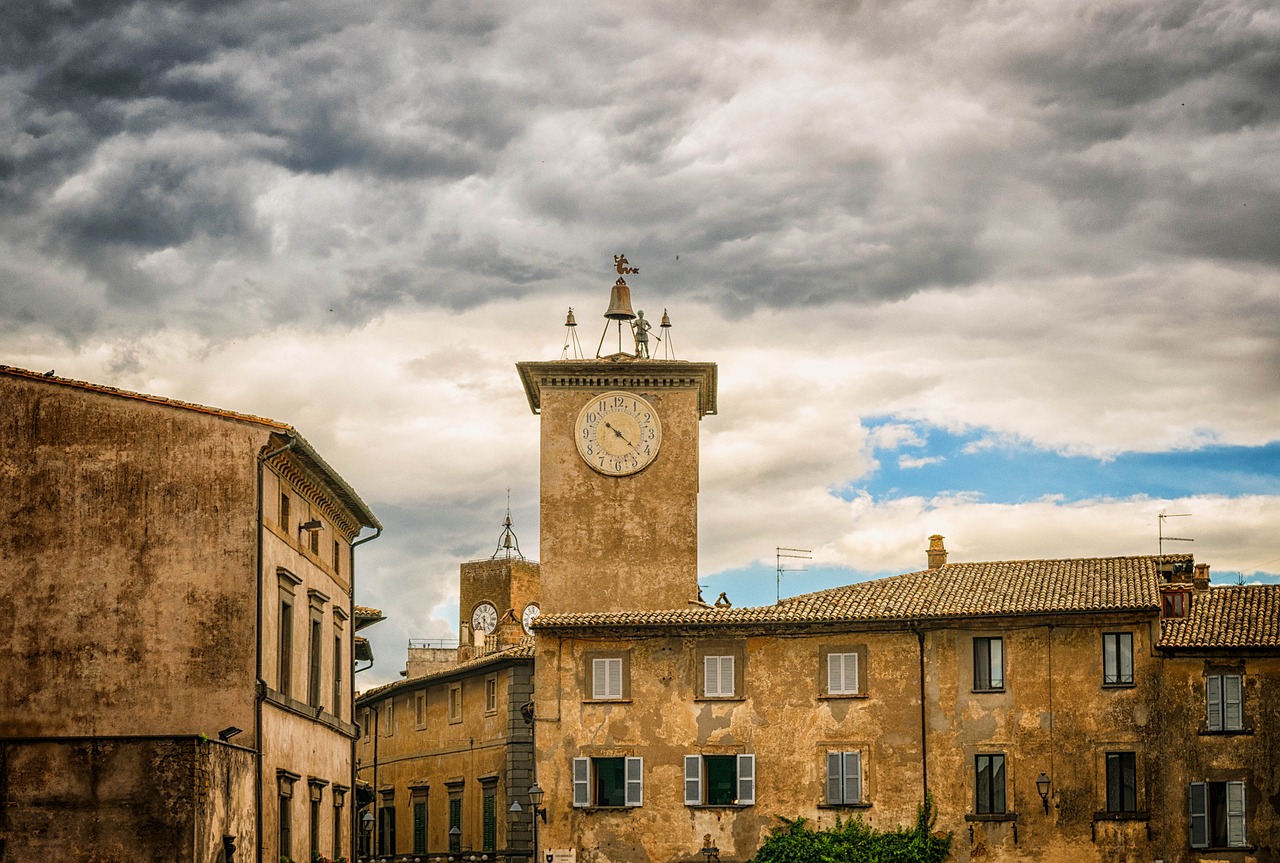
[1103,634,1117,682]
[737,754,755,805]
[1189,782,1208,848]
[704,656,719,697]
[1224,675,1243,730]
[684,756,702,806]
[607,658,622,699]
[842,751,861,804]
[572,758,590,808]
[1226,781,1246,847]
[625,757,643,807]
[1119,635,1133,683]
[844,653,858,694]
[827,654,840,694]
[593,660,607,699]
[721,656,735,697]
[825,752,842,804]
[989,638,1004,689]
[1206,676,1222,731]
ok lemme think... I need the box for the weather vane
[614,254,639,275]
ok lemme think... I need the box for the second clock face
[574,391,663,476]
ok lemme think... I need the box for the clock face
[574,391,662,476]
[471,602,498,635]
[521,603,541,635]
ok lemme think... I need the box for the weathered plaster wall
[356,661,533,856]
[538,385,703,615]
[0,736,254,863]
[0,375,262,737]
[1148,654,1279,863]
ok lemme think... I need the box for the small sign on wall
[547,850,577,863]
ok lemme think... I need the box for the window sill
[971,688,1006,694]
[1192,847,1255,853]
[575,805,640,812]
[582,698,632,704]
[694,696,747,703]
[964,813,1016,822]
[1101,682,1136,689]
[686,804,754,810]
[1198,727,1253,736]
[818,693,868,700]
[1092,811,1148,821]
[818,802,872,810]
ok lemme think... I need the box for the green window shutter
[572,758,590,808]
[1189,782,1208,848]
[1226,781,1246,847]
[625,757,644,807]
[483,792,496,851]
[684,755,702,805]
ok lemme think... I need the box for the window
[308,782,325,860]
[278,598,293,695]
[362,708,370,741]
[333,539,341,574]
[683,754,755,807]
[448,795,462,852]
[333,632,343,717]
[1190,781,1246,848]
[703,655,735,698]
[975,754,1006,814]
[483,785,497,851]
[413,799,427,854]
[416,691,428,728]
[825,751,862,805]
[1105,752,1137,813]
[378,796,396,857]
[1163,590,1189,618]
[485,673,498,714]
[277,771,298,861]
[382,699,395,736]
[572,757,644,808]
[973,637,1004,691]
[448,683,462,723]
[308,613,323,708]
[827,653,859,695]
[592,657,623,699]
[1206,674,1243,731]
[280,491,291,532]
[1103,633,1134,685]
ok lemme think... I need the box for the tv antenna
[1158,512,1193,556]
[776,547,811,604]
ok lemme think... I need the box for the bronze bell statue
[604,277,636,321]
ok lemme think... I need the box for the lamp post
[528,783,547,863]
[360,810,374,861]
[1036,772,1051,814]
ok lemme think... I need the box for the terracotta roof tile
[1158,585,1280,649]
[534,555,1189,631]
[356,639,534,703]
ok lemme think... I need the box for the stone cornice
[516,358,717,416]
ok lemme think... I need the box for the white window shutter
[625,757,643,807]
[989,638,1004,688]
[844,653,858,694]
[827,654,843,694]
[1224,675,1243,730]
[737,754,755,805]
[721,656,735,697]
[1207,675,1223,730]
[843,751,861,804]
[573,758,591,808]
[593,659,607,699]
[825,752,842,804]
[704,656,719,697]
[1189,782,1208,848]
[1226,781,1246,846]
[684,755,702,805]
[608,658,622,699]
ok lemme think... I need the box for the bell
[604,278,636,321]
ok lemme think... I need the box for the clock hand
[604,421,636,449]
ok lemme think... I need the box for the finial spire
[561,307,584,359]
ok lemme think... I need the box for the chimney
[927,535,947,570]
[1193,563,1210,591]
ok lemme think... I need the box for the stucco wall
[0,374,263,737]
[0,736,254,863]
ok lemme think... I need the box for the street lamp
[527,783,547,863]
[361,810,375,860]
[1035,772,1051,814]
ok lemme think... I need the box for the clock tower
[517,264,717,615]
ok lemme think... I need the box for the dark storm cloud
[2,0,1279,339]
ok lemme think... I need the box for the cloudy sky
[4,0,1278,686]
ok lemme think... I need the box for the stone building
[354,553,540,859]
[0,365,382,863]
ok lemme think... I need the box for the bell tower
[517,257,716,615]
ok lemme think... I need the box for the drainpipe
[349,525,381,860]
[258,435,298,863]
[915,626,929,801]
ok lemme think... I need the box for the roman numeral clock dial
[574,391,663,476]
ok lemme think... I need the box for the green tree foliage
[750,794,951,863]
